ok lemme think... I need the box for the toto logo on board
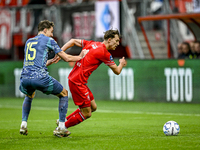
[108,68,134,100]
[164,68,193,102]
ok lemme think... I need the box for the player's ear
[107,38,111,43]
[43,28,47,33]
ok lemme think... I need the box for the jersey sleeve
[82,39,87,48]
[82,40,94,48]
[100,50,116,66]
[47,37,62,54]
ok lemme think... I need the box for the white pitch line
[95,109,200,117]
[0,105,200,117]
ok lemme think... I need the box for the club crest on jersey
[92,44,98,49]
[77,62,81,67]
[110,55,113,61]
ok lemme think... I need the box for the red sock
[65,111,86,128]
[66,108,80,120]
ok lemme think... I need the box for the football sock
[59,96,68,123]
[59,122,65,130]
[65,111,86,128]
[21,121,27,128]
[66,108,80,120]
[22,96,33,122]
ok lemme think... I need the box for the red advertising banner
[172,0,193,13]
[72,11,95,39]
[0,9,12,50]
[0,0,29,6]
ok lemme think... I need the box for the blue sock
[22,96,33,121]
[59,96,68,122]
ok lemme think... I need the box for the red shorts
[68,80,94,108]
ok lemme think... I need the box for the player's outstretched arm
[61,39,82,51]
[56,49,88,62]
[109,57,127,75]
[52,39,84,63]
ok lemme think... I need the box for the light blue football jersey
[21,34,62,78]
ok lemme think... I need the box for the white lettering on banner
[11,6,57,34]
[0,26,6,48]
[58,68,72,98]
[14,68,72,98]
[0,9,11,49]
[171,68,178,101]
[73,11,95,39]
[11,9,33,34]
[185,2,193,12]
[108,68,134,100]
[164,68,193,102]
[14,68,25,97]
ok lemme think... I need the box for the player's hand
[79,49,89,58]
[52,55,61,64]
[119,57,127,67]
[46,59,54,66]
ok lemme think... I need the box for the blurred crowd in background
[0,0,95,6]
[177,41,200,59]
[0,0,200,60]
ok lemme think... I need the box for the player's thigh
[19,78,35,97]
[87,87,94,101]
[34,75,64,95]
[86,88,96,111]
[69,80,92,108]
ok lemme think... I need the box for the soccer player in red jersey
[54,29,126,132]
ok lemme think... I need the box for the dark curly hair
[104,29,120,40]
[38,20,54,32]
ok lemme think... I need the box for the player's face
[182,44,189,54]
[46,26,54,37]
[108,34,120,50]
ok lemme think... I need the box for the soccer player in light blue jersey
[19,20,87,137]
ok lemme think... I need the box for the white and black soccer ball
[163,121,180,136]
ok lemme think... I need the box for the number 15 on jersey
[25,42,37,61]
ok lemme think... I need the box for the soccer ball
[163,121,180,136]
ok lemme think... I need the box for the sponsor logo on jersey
[110,55,113,61]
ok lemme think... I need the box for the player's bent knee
[27,92,35,99]
[81,111,91,119]
[63,88,68,95]
[92,106,97,112]
[57,88,68,98]
[81,107,92,119]
[85,112,92,119]
[91,100,97,112]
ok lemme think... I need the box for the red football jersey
[68,40,115,85]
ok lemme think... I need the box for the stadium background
[0,1,200,150]
[0,0,200,104]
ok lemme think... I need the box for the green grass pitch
[0,98,200,150]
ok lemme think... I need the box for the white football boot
[53,127,71,137]
[20,126,28,135]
